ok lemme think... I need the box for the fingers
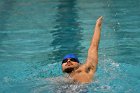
[98,16,103,20]
[97,16,103,22]
[96,16,103,26]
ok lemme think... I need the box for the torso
[69,64,96,83]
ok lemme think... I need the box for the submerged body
[62,16,103,83]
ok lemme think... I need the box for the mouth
[65,62,73,66]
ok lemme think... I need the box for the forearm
[90,24,101,49]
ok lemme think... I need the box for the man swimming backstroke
[61,16,103,83]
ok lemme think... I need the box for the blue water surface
[0,0,140,93]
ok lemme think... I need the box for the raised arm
[85,16,103,70]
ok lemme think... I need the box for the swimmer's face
[62,58,80,73]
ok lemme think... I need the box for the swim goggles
[62,58,78,64]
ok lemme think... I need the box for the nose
[67,59,71,62]
[65,59,72,66]
[66,59,71,64]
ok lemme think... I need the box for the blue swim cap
[62,54,80,63]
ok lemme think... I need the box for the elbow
[88,46,98,52]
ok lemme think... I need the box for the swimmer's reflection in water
[61,16,103,84]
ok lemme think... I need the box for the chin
[63,67,75,73]
[62,63,80,73]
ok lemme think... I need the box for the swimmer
[62,16,103,83]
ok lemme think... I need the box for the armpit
[85,67,91,73]
[85,65,95,73]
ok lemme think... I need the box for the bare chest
[69,68,94,83]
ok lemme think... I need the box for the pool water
[0,0,140,93]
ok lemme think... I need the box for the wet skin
[62,16,103,83]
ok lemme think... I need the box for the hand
[96,16,103,27]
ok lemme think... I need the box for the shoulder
[81,63,96,77]
[77,63,96,73]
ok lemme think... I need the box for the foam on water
[2,56,139,93]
